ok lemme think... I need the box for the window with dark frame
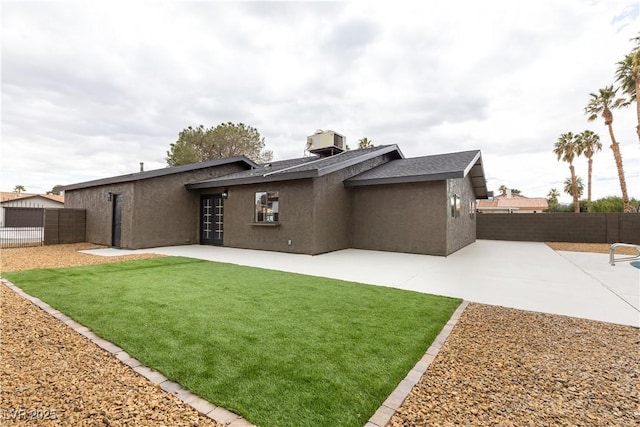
[255,191,279,222]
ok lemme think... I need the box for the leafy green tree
[498,185,507,196]
[575,130,602,210]
[591,196,625,212]
[358,137,374,149]
[615,33,640,142]
[166,122,273,166]
[13,185,26,194]
[553,132,581,212]
[47,185,63,195]
[585,86,630,212]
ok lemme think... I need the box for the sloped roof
[61,157,257,191]
[477,195,548,210]
[186,145,403,189]
[0,192,65,204]
[344,150,489,198]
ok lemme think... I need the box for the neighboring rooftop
[0,192,65,204]
[477,194,549,211]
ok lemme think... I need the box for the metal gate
[1,206,45,248]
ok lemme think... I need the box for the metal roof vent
[306,130,345,157]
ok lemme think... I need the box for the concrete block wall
[44,209,86,245]
[476,213,640,244]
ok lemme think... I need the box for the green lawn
[4,257,460,427]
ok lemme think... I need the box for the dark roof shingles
[187,145,401,188]
[346,150,481,182]
[61,156,256,191]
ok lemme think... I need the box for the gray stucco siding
[348,181,448,255]
[63,163,246,249]
[218,180,315,254]
[445,176,477,255]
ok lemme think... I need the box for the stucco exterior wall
[215,180,315,254]
[64,163,246,249]
[445,176,477,254]
[348,181,448,255]
[64,182,134,247]
[129,164,243,249]
[311,154,393,254]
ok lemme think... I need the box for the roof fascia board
[62,157,256,191]
[186,170,316,189]
[344,171,462,187]
[462,151,482,177]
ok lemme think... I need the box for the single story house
[62,137,489,256]
[477,193,548,214]
[0,192,65,227]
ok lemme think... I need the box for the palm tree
[575,130,602,210]
[358,137,374,149]
[547,188,561,211]
[615,34,640,142]
[13,184,26,195]
[563,177,584,210]
[498,185,508,196]
[585,86,630,212]
[547,188,561,204]
[553,132,581,212]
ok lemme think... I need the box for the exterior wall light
[107,192,112,201]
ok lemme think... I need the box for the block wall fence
[44,209,86,245]
[476,213,640,244]
[41,210,639,247]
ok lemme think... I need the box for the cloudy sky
[2,0,639,203]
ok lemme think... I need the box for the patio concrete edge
[0,278,256,427]
[365,300,470,427]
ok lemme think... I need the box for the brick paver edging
[1,278,255,427]
[364,300,470,427]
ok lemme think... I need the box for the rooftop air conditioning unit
[306,130,346,156]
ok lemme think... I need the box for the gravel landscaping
[0,285,222,427]
[0,243,163,273]
[1,242,639,426]
[388,304,640,426]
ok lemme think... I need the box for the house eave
[186,170,317,189]
[60,157,257,192]
[344,171,463,187]
[317,145,404,177]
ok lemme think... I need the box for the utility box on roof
[306,130,346,156]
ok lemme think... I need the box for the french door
[200,195,224,245]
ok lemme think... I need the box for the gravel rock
[0,285,222,426]
[388,304,640,426]
[0,285,218,426]
[545,242,638,255]
[0,243,163,273]
[2,243,638,426]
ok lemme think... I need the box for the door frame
[111,194,122,248]
[200,194,224,246]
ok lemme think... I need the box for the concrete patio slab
[82,240,639,327]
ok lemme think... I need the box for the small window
[450,194,460,218]
[469,200,476,219]
[255,191,279,222]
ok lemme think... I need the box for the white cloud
[1,0,639,204]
